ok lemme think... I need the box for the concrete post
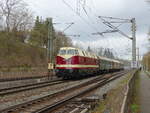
[131,18,137,68]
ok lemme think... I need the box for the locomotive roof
[60,47,77,50]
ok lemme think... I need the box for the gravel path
[93,73,128,97]
[139,71,150,113]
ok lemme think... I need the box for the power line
[78,1,105,33]
[81,1,133,59]
[81,2,120,54]
[62,0,109,45]
[77,1,127,54]
[98,16,132,39]
[62,0,102,37]
[70,0,117,51]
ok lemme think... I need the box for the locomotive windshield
[59,50,66,55]
[59,49,79,55]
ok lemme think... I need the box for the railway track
[54,70,133,113]
[0,76,55,82]
[0,79,64,96]
[0,70,129,113]
[56,95,100,113]
[35,71,128,113]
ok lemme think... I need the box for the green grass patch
[93,101,106,113]
[131,104,140,113]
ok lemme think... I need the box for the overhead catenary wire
[79,10,117,56]
[92,1,133,59]
[98,16,132,39]
[61,0,109,46]
[62,0,103,37]
[80,1,121,56]
[30,0,97,41]
[80,1,118,54]
[63,0,117,54]
[82,0,132,59]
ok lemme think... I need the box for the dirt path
[139,71,150,113]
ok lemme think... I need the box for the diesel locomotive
[55,47,123,79]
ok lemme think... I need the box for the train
[55,47,124,79]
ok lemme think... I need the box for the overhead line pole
[94,16,137,68]
[131,18,137,68]
[136,47,140,68]
[47,18,54,79]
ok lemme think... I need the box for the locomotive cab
[56,47,80,79]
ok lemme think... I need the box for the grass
[130,71,140,113]
[0,32,47,70]
[145,71,150,78]
[94,101,106,113]
[119,72,133,85]
[131,104,140,113]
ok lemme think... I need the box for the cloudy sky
[26,0,150,60]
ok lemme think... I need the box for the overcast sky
[26,0,150,60]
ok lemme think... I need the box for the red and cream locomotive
[56,47,123,79]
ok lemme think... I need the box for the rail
[0,79,63,96]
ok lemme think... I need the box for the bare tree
[0,0,33,32]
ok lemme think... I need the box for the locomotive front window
[59,49,79,55]
[59,50,66,55]
[67,49,79,55]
